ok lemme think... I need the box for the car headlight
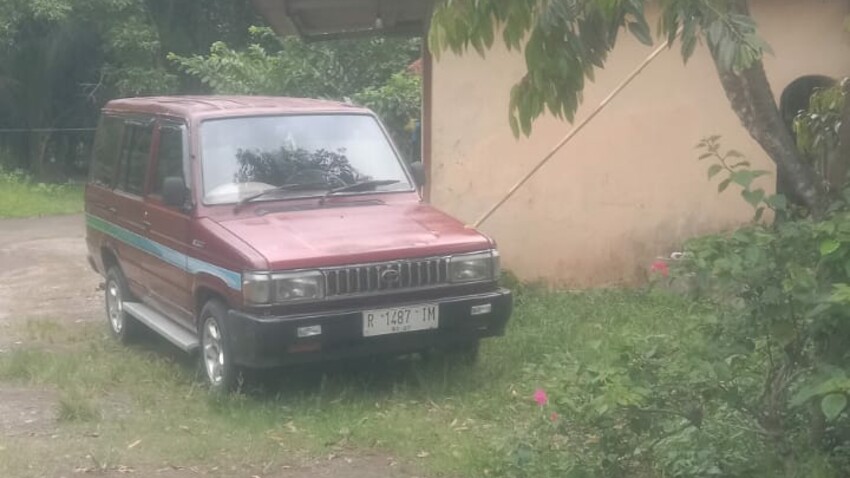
[243,271,325,305]
[449,251,500,283]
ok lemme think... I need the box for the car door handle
[95,201,117,214]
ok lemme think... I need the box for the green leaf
[741,188,765,208]
[509,114,520,138]
[731,170,769,189]
[791,375,850,407]
[731,171,753,188]
[680,20,698,62]
[821,239,841,256]
[718,178,732,193]
[765,194,788,211]
[718,37,736,72]
[822,393,847,421]
[627,20,652,46]
[707,164,723,179]
[707,20,724,45]
[681,32,697,62]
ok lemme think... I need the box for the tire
[198,299,240,394]
[104,266,140,343]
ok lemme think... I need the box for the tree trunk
[27,132,50,179]
[709,56,827,215]
[708,3,827,216]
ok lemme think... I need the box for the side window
[89,116,124,188]
[117,123,153,195]
[152,126,186,196]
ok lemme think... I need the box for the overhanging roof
[251,0,433,40]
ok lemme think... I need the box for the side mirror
[410,161,426,187]
[162,177,188,209]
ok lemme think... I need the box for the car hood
[214,202,492,270]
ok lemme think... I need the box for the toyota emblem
[380,268,401,285]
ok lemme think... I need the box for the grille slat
[323,257,451,298]
[335,270,342,294]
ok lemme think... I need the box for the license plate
[363,304,439,337]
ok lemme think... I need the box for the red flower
[650,260,670,277]
[533,389,548,406]
[550,412,559,422]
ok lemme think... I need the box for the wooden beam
[421,26,433,202]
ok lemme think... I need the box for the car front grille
[323,257,451,297]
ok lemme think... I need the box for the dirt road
[0,214,101,344]
[0,214,100,444]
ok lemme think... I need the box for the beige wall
[430,0,850,287]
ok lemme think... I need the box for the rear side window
[117,123,153,195]
[152,126,186,195]
[89,116,124,188]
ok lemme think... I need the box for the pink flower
[650,260,670,277]
[550,412,559,422]
[533,389,548,406]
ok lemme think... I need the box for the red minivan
[85,96,512,392]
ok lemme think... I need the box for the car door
[86,115,125,258]
[111,118,155,299]
[143,120,193,326]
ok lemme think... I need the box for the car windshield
[200,114,412,205]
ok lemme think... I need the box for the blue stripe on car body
[86,213,242,291]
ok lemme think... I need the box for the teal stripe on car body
[86,213,242,291]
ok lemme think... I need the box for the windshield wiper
[233,182,328,213]
[318,179,401,205]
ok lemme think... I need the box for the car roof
[102,95,371,120]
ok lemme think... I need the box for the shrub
[498,139,850,478]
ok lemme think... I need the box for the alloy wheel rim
[203,319,225,385]
[106,280,123,334]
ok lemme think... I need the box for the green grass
[0,289,692,477]
[0,169,83,218]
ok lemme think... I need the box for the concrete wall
[429,0,850,286]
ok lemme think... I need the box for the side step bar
[123,302,199,352]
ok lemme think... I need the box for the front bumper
[225,288,512,368]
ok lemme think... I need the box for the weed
[57,391,101,423]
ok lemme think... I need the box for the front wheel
[199,300,240,394]
[104,266,139,343]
